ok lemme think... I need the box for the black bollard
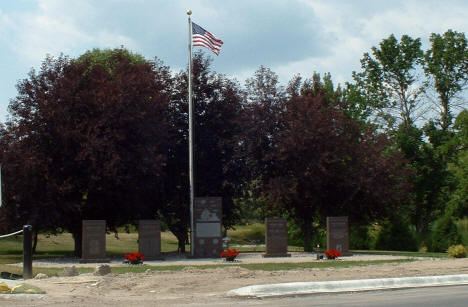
[23,225,33,279]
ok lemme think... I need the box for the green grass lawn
[350,250,446,258]
[0,231,188,264]
[227,223,265,245]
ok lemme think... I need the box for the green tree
[396,123,449,234]
[352,34,425,131]
[375,215,417,251]
[163,53,246,252]
[430,213,462,252]
[446,110,468,217]
[254,85,410,251]
[424,30,468,131]
[0,49,171,256]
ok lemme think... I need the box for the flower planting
[124,252,145,264]
[220,248,240,262]
[324,249,341,259]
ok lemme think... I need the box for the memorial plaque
[264,218,290,257]
[193,197,222,258]
[326,216,349,255]
[138,220,163,260]
[80,220,110,263]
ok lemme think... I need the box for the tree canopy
[0,29,466,255]
[1,49,171,255]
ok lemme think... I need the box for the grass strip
[238,259,414,271]
[0,259,414,277]
[350,250,447,258]
[98,259,416,273]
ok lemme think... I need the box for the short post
[23,225,33,279]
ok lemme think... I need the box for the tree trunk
[303,217,313,252]
[32,229,38,254]
[71,229,82,257]
[178,237,186,254]
[441,96,451,131]
[173,231,187,254]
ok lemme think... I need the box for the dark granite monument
[80,220,110,263]
[193,197,222,258]
[264,217,290,257]
[138,220,163,260]
[326,216,349,255]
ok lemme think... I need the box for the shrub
[375,216,418,251]
[431,214,462,252]
[287,220,326,248]
[447,244,466,258]
[350,224,371,250]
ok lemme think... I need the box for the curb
[227,274,468,297]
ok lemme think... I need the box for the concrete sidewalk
[228,274,468,297]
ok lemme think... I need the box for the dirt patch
[1,255,467,306]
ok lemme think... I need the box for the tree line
[0,29,466,256]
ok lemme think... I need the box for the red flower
[220,248,240,261]
[125,252,145,263]
[324,249,341,259]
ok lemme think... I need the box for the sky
[0,0,468,122]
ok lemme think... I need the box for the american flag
[192,22,223,55]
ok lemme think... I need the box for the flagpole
[187,9,195,257]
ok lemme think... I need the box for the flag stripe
[192,22,223,55]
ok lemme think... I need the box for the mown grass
[0,259,415,277]
[238,259,414,271]
[227,223,265,245]
[350,250,447,258]
[0,231,188,264]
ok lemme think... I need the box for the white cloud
[1,0,468,121]
[269,0,468,86]
[5,0,137,65]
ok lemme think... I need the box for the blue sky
[1,0,467,121]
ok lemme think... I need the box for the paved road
[190,285,468,306]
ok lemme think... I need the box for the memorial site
[0,1,467,306]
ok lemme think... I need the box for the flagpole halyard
[187,9,195,257]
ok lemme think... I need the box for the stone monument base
[143,256,165,261]
[263,253,291,258]
[79,258,111,263]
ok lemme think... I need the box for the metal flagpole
[187,9,195,257]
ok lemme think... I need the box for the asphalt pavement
[192,285,468,307]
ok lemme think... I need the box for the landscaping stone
[61,266,79,277]
[11,283,46,294]
[0,282,11,293]
[93,264,111,276]
[34,273,48,279]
